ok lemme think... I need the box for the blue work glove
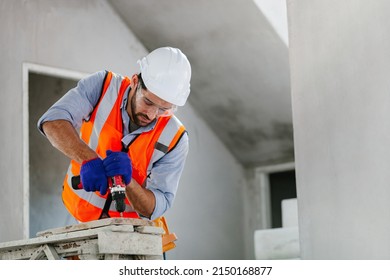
[103,150,133,185]
[80,157,108,195]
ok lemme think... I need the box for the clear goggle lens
[136,84,177,117]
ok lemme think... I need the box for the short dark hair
[137,73,147,89]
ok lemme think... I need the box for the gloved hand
[103,150,133,185]
[80,157,108,195]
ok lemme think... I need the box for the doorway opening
[23,63,88,238]
[269,170,296,228]
[255,162,297,229]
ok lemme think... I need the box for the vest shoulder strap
[85,71,113,122]
[156,115,186,153]
[147,116,187,172]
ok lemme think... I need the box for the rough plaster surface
[108,0,294,167]
[288,0,390,259]
[167,105,246,259]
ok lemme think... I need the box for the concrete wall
[168,105,247,259]
[0,0,247,259]
[288,0,390,259]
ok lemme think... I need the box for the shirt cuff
[146,188,167,221]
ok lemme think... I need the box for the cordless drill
[71,175,126,215]
[108,176,126,215]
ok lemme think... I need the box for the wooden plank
[37,218,152,237]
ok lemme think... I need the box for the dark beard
[130,93,152,127]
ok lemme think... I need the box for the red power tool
[107,176,126,215]
[72,175,126,215]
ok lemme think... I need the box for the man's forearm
[42,120,98,163]
[125,180,156,219]
[43,120,156,218]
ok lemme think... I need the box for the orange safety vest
[61,71,185,252]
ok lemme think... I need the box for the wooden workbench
[0,218,164,260]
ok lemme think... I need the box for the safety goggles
[136,84,177,117]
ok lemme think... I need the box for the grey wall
[288,0,390,259]
[168,105,247,259]
[0,0,247,259]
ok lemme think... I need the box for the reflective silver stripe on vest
[89,73,124,150]
[146,115,184,173]
[66,72,129,211]
[66,165,107,208]
[66,168,135,212]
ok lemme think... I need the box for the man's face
[130,84,175,127]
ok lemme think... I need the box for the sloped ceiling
[108,0,293,167]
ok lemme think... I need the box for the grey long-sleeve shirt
[37,70,189,220]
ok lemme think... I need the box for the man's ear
[130,74,139,88]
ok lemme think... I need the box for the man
[37,47,191,254]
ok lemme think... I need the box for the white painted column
[287,0,390,259]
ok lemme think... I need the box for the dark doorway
[269,170,297,228]
[29,72,79,237]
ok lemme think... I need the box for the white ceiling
[108,0,293,167]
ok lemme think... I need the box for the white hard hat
[137,47,191,106]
